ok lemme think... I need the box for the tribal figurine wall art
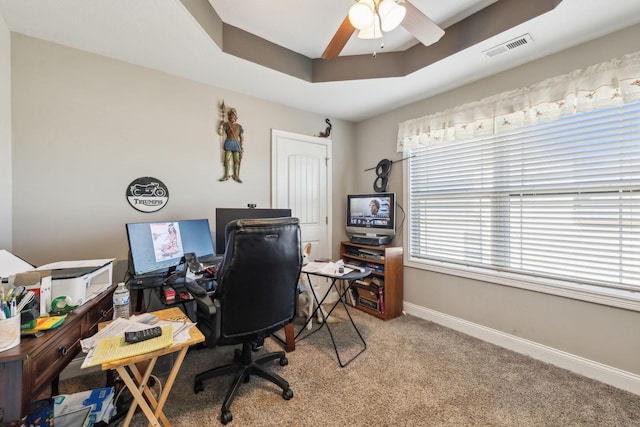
[217,100,244,183]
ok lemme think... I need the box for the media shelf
[340,241,403,320]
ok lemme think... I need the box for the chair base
[194,342,293,425]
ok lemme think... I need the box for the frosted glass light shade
[349,0,375,30]
[357,15,382,39]
[379,0,406,32]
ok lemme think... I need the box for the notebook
[84,324,173,367]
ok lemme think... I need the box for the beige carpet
[59,307,640,426]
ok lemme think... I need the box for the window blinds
[408,101,640,291]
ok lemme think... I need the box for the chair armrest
[185,279,221,346]
[184,279,208,297]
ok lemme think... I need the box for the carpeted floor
[58,307,640,426]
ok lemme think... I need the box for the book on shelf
[370,276,384,287]
[358,248,384,256]
[356,250,385,261]
[378,286,385,315]
[355,285,377,301]
[353,276,373,287]
[365,262,384,273]
[357,296,380,311]
[346,286,358,307]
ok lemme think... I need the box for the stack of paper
[83,324,173,367]
[81,317,195,368]
[302,261,353,276]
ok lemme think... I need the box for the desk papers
[83,324,173,367]
[302,261,353,276]
[81,317,195,368]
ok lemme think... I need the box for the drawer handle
[101,309,108,318]
[59,346,68,356]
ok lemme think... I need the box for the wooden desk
[98,307,204,427]
[0,284,116,425]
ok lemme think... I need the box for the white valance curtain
[397,50,640,152]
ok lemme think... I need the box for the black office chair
[185,217,302,425]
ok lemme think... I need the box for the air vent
[483,34,534,58]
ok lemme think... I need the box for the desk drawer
[30,320,82,393]
[86,295,114,335]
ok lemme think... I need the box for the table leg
[152,346,189,425]
[118,356,162,427]
[296,273,367,368]
[284,323,295,352]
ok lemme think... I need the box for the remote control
[124,326,163,344]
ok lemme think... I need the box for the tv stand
[340,241,403,320]
[349,235,392,246]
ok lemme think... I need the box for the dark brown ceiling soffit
[181,0,563,84]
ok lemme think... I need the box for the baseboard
[403,302,640,396]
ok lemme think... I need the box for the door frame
[271,129,332,259]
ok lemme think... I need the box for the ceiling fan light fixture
[378,0,406,32]
[349,0,375,31]
[357,15,383,40]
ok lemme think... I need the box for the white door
[271,129,332,261]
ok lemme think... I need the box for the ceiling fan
[322,0,445,60]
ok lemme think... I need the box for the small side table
[97,307,204,427]
[295,267,371,367]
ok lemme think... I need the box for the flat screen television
[346,192,396,243]
[215,208,292,255]
[126,218,215,277]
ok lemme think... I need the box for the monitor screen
[215,208,292,255]
[126,218,215,276]
[346,193,396,237]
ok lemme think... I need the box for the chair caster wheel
[282,388,293,400]
[221,410,233,424]
[279,357,288,366]
[194,381,204,393]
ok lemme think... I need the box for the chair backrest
[216,217,302,343]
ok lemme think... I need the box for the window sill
[406,257,640,312]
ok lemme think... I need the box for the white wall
[9,34,356,279]
[0,15,11,250]
[355,24,640,380]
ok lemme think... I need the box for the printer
[35,259,114,307]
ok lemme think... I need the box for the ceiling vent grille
[483,34,533,58]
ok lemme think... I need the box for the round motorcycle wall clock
[126,177,169,212]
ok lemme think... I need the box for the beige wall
[354,24,640,376]
[0,15,11,250]
[9,34,356,278]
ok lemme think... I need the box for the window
[407,101,640,303]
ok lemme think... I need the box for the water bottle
[112,282,130,319]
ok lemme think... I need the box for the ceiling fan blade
[401,1,445,47]
[321,15,355,60]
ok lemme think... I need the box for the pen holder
[0,314,20,352]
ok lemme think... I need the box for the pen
[10,298,16,318]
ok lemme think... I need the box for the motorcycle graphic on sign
[126,177,169,213]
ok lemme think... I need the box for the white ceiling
[0,0,639,122]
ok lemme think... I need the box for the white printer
[35,259,114,307]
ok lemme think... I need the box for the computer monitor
[215,208,292,255]
[126,218,215,277]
